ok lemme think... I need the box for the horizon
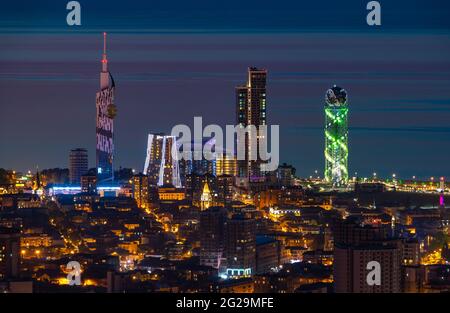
[1,1,450,179]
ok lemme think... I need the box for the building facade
[69,148,88,184]
[133,173,149,209]
[224,214,256,278]
[334,244,401,293]
[217,175,234,206]
[81,174,97,193]
[216,153,237,176]
[199,207,227,270]
[143,134,181,188]
[333,219,401,293]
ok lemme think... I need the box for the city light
[0,5,449,299]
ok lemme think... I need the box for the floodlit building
[143,134,181,188]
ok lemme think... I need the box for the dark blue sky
[1,0,450,32]
[0,0,450,179]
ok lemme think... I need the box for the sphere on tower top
[325,85,348,107]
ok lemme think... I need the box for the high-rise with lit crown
[236,67,267,181]
[96,32,117,183]
[324,85,348,187]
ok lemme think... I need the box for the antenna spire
[101,32,108,72]
[103,32,107,55]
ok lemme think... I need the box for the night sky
[1,0,450,179]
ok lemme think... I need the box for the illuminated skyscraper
[143,134,181,187]
[133,173,149,209]
[96,32,117,183]
[236,67,267,181]
[324,85,348,186]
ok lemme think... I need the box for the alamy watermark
[66,1,381,28]
[367,1,381,26]
[66,261,81,286]
[66,1,81,26]
[171,117,280,172]
[366,260,381,286]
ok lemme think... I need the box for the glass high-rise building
[324,85,349,186]
[143,134,181,187]
[96,33,116,184]
[236,67,267,181]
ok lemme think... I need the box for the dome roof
[325,85,348,107]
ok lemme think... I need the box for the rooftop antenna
[103,32,107,56]
[101,32,108,72]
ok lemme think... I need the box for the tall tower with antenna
[96,32,117,184]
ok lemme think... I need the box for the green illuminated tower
[324,85,348,186]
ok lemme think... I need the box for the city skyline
[1,0,450,297]
[1,1,450,179]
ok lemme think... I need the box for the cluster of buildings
[2,178,449,293]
